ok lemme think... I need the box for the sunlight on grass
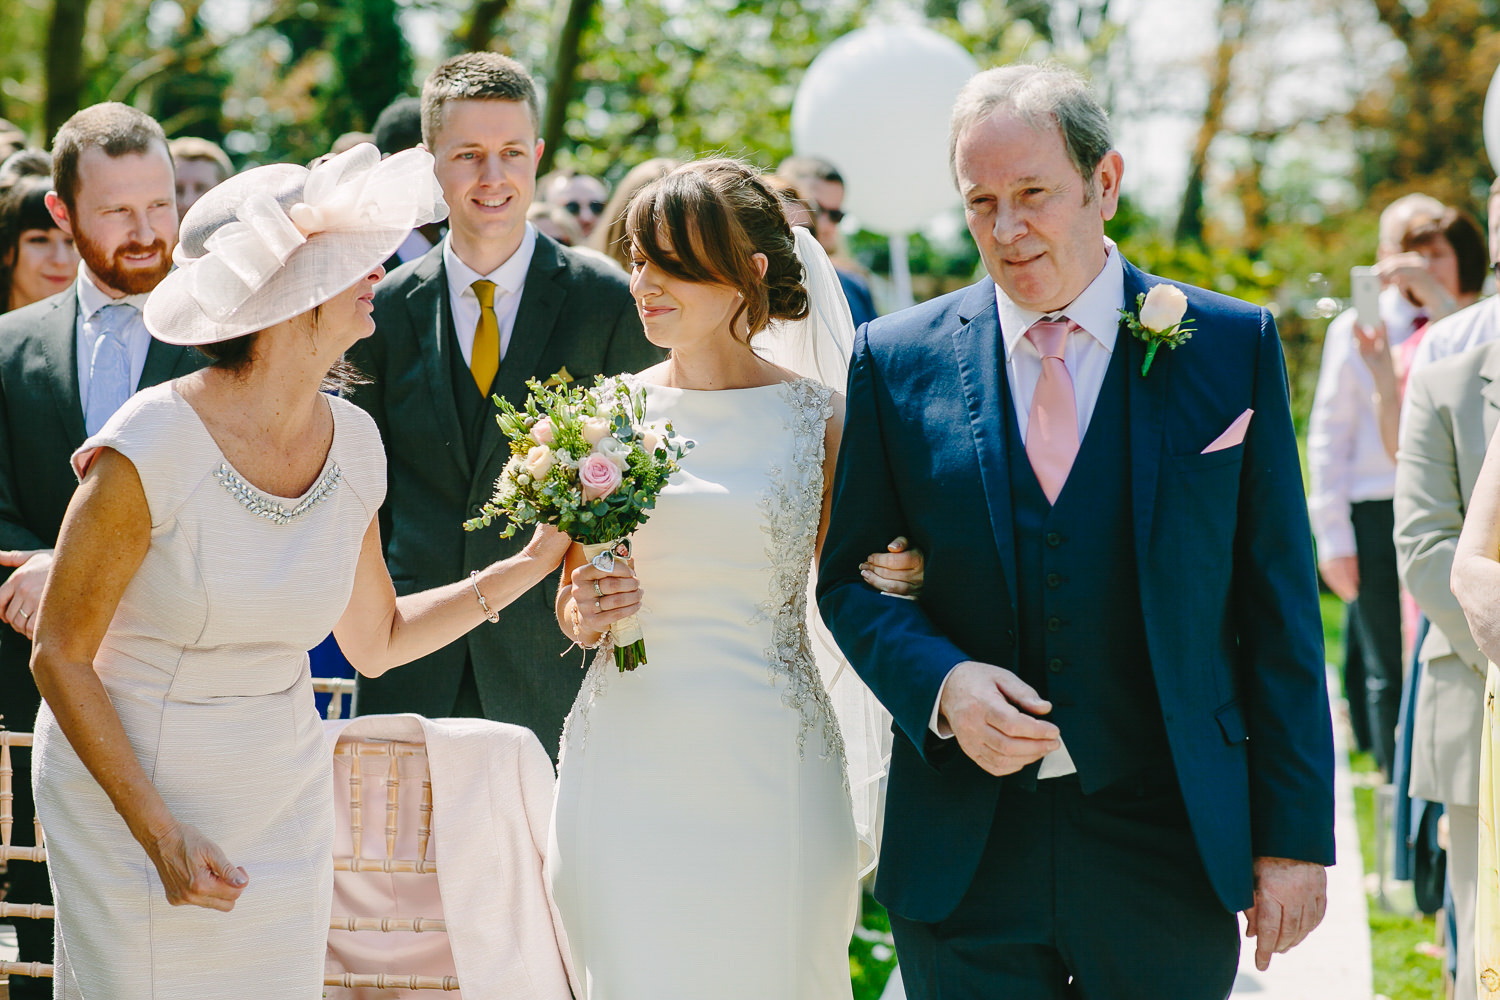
[1331,593,1446,999]
[850,893,898,1000]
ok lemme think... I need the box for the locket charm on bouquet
[583,538,647,671]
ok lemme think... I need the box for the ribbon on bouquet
[582,539,647,672]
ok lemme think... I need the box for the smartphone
[1350,266,1381,329]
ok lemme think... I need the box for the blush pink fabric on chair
[322,714,577,1000]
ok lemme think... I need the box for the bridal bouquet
[463,377,692,671]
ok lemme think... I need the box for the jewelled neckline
[214,462,343,526]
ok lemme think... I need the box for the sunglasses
[565,200,606,216]
[818,204,845,225]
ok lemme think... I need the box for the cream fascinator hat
[145,143,447,345]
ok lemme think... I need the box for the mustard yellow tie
[470,278,499,394]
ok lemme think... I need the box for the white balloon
[791,25,979,235]
[1486,62,1500,176]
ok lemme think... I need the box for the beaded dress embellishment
[213,462,343,525]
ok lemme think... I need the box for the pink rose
[579,452,623,500]
[532,417,555,446]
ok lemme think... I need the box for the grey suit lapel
[1478,343,1500,445]
[36,294,86,444]
[405,250,473,480]
[475,235,568,477]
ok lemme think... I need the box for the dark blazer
[817,258,1336,923]
[0,290,206,729]
[347,233,663,756]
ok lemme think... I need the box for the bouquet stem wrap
[582,539,646,672]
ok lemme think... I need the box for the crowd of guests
[0,42,1494,1000]
[0,50,891,999]
[1307,180,1500,997]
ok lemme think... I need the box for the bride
[545,158,917,998]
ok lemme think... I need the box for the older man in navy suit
[818,65,1334,998]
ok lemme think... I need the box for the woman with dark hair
[547,158,921,998]
[0,173,78,312]
[28,144,569,999]
[1357,207,1489,460]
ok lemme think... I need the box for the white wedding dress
[547,376,858,1000]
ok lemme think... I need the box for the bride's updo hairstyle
[626,158,809,342]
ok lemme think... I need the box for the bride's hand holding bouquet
[464,376,692,670]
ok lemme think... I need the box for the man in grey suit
[0,102,205,999]
[1395,324,1500,1000]
[347,53,661,757]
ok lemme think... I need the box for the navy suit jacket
[817,258,1335,923]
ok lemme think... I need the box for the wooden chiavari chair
[0,726,51,988]
[324,734,459,996]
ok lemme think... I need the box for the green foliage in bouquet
[462,376,692,546]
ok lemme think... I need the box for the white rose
[524,444,555,480]
[581,417,612,445]
[1138,284,1188,331]
[594,435,632,470]
[640,421,668,455]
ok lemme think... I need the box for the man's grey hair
[948,64,1113,196]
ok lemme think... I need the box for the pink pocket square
[1202,409,1253,453]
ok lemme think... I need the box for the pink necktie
[1025,318,1080,504]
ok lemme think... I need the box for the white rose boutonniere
[1121,284,1194,377]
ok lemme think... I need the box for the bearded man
[0,102,205,997]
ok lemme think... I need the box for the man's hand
[1318,555,1359,603]
[0,549,54,641]
[1241,857,1327,971]
[937,660,1060,776]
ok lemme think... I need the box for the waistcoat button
[1048,657,1064,674]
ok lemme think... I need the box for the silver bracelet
[470,571,499,623]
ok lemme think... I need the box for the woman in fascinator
[28,145,569,999]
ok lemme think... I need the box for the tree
[43,0,91,139]
[1351,0,1500,211]
[1175,0,1255,245]
[538,0,596,175]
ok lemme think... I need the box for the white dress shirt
[75,266,152,415]
[444,224,538,366]
[1306,286,1423,559]
[1405,294,1499,380]
[930,241,1126,779]
[998,241,1124,440]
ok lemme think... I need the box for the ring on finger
[592,581,603,598]
[594,599,601,612]
[18,608,30,620]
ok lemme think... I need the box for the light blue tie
[85,303,136,435]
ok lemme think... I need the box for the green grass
[1325,593,1446,999]
[850,892,898,1000]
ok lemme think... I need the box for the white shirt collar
[75,264,151,322]
[444,223,538,302]
[996,238,1124,358]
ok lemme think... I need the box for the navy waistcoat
[1001,334,1172,793]
[448,323,492,462]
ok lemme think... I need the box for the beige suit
[1394,337,1500,1000]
